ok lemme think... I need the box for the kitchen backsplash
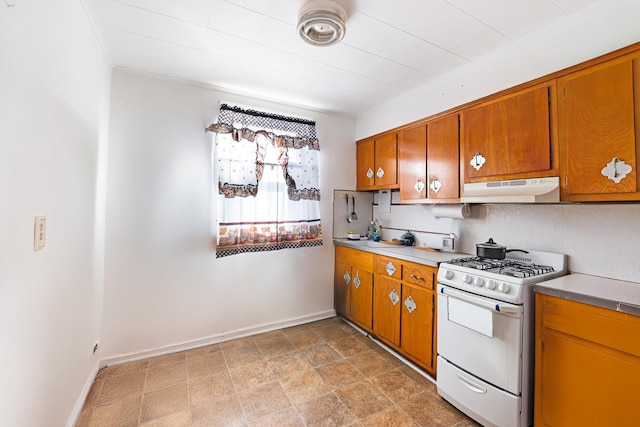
[334,189,640,283]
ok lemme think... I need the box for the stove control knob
[463,274,473,284]
[498,282,511,293]
[444,270,454,280]
[487,280,497,290]
[474,277,485,287]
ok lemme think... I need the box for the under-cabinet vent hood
[461,177,560,203]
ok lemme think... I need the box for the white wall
[0,1,111,426]
[356,0,640,139]
[102,70,355,358]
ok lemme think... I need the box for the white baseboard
[66,363,99,427]
[100,309,336,368]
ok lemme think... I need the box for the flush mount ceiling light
[297,0,347,47]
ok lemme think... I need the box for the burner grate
[447,257,555,278]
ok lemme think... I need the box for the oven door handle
[439,285,522,315]
[456,373,488,394]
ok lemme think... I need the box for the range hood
[461,177,560,203]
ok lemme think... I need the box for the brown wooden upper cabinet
[558,52,640,201]
[356,133,398,190]
[461,82,558,183]
[399,113,460,203]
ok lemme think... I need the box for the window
[206,104,322,258]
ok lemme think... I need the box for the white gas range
[436,250,567,427]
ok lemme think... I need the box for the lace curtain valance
[206,104,322,258]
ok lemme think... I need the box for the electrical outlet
[92,340,100,356]
[34,216,46,250]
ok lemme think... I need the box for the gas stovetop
[437,250,567,303]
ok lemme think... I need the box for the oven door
[437,283,524,394]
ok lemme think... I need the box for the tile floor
[76,317,480,426]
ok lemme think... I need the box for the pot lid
[477,238,504,248]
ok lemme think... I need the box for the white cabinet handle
[366,168,374,180]
[389,289,400,306]
[343,271,350,285]
[470,152,486,171]
[601,157,632,183]
[404,296,417,314]
[376,167,385,179]
[353,271,361,289]
[414,179,425,193]
[430,178,442,193]
[385,261,397,276]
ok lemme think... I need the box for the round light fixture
[297,0,346,47]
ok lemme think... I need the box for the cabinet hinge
[563,87,567,101]
[565,176,569,187]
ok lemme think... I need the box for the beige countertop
[534,273,640,316]
[333,238,472,268]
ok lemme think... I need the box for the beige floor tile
[189,370,236,405]
[268,351,312,385]
[101,360,149,379]
[398,391,472,426]
[89,394,142,427]
[220,336,256,350]
[347,350,395,378]
[247,407,304,427]
[328,335,370,358]
[186,351,227,379]
[238,381,292,421]
[295,392,355,427]
[77,317,479,427]
[253,329,287,343]
[300,343,343,368]
[360,405,419,426]
[286,329,325,350]
[230,359,277,390]
[314,324,352,341]
[256,336,296,359]
[147,352,186,368]
[223,343,265,369]
[139,410,191,427]
[281,368,333,405]
[185,343,221,359]
[140,383,189,424]
[335,380,393,419]
[316,360,364,389]
[369,369,426,403]
[98,371,147,405]
[190,395,245,427]
[145,361,187,393]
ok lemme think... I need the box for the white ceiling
[88,0,604,116]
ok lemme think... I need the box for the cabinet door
[399,125,427,201]
[356,138,375,190]
[350,268,374,332]
[373,276,401,347]
[374,133,398,188]
[535,294,640,426]
[400,283,435,372]
[427,114,460,201]
[558,54,640,201]
[462,83,554,182]
[334,259,351,317]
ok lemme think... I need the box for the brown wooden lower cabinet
[534,293,640,426]
[334,246,374,332]
[335,248,437,376]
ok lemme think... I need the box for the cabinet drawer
[336,246,374,271]
[539,294,640,358]
[403,263,434,289]
[376,256,402,279]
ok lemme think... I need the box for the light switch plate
[34,216,46,250]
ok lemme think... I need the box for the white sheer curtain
[206,104,322,258]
